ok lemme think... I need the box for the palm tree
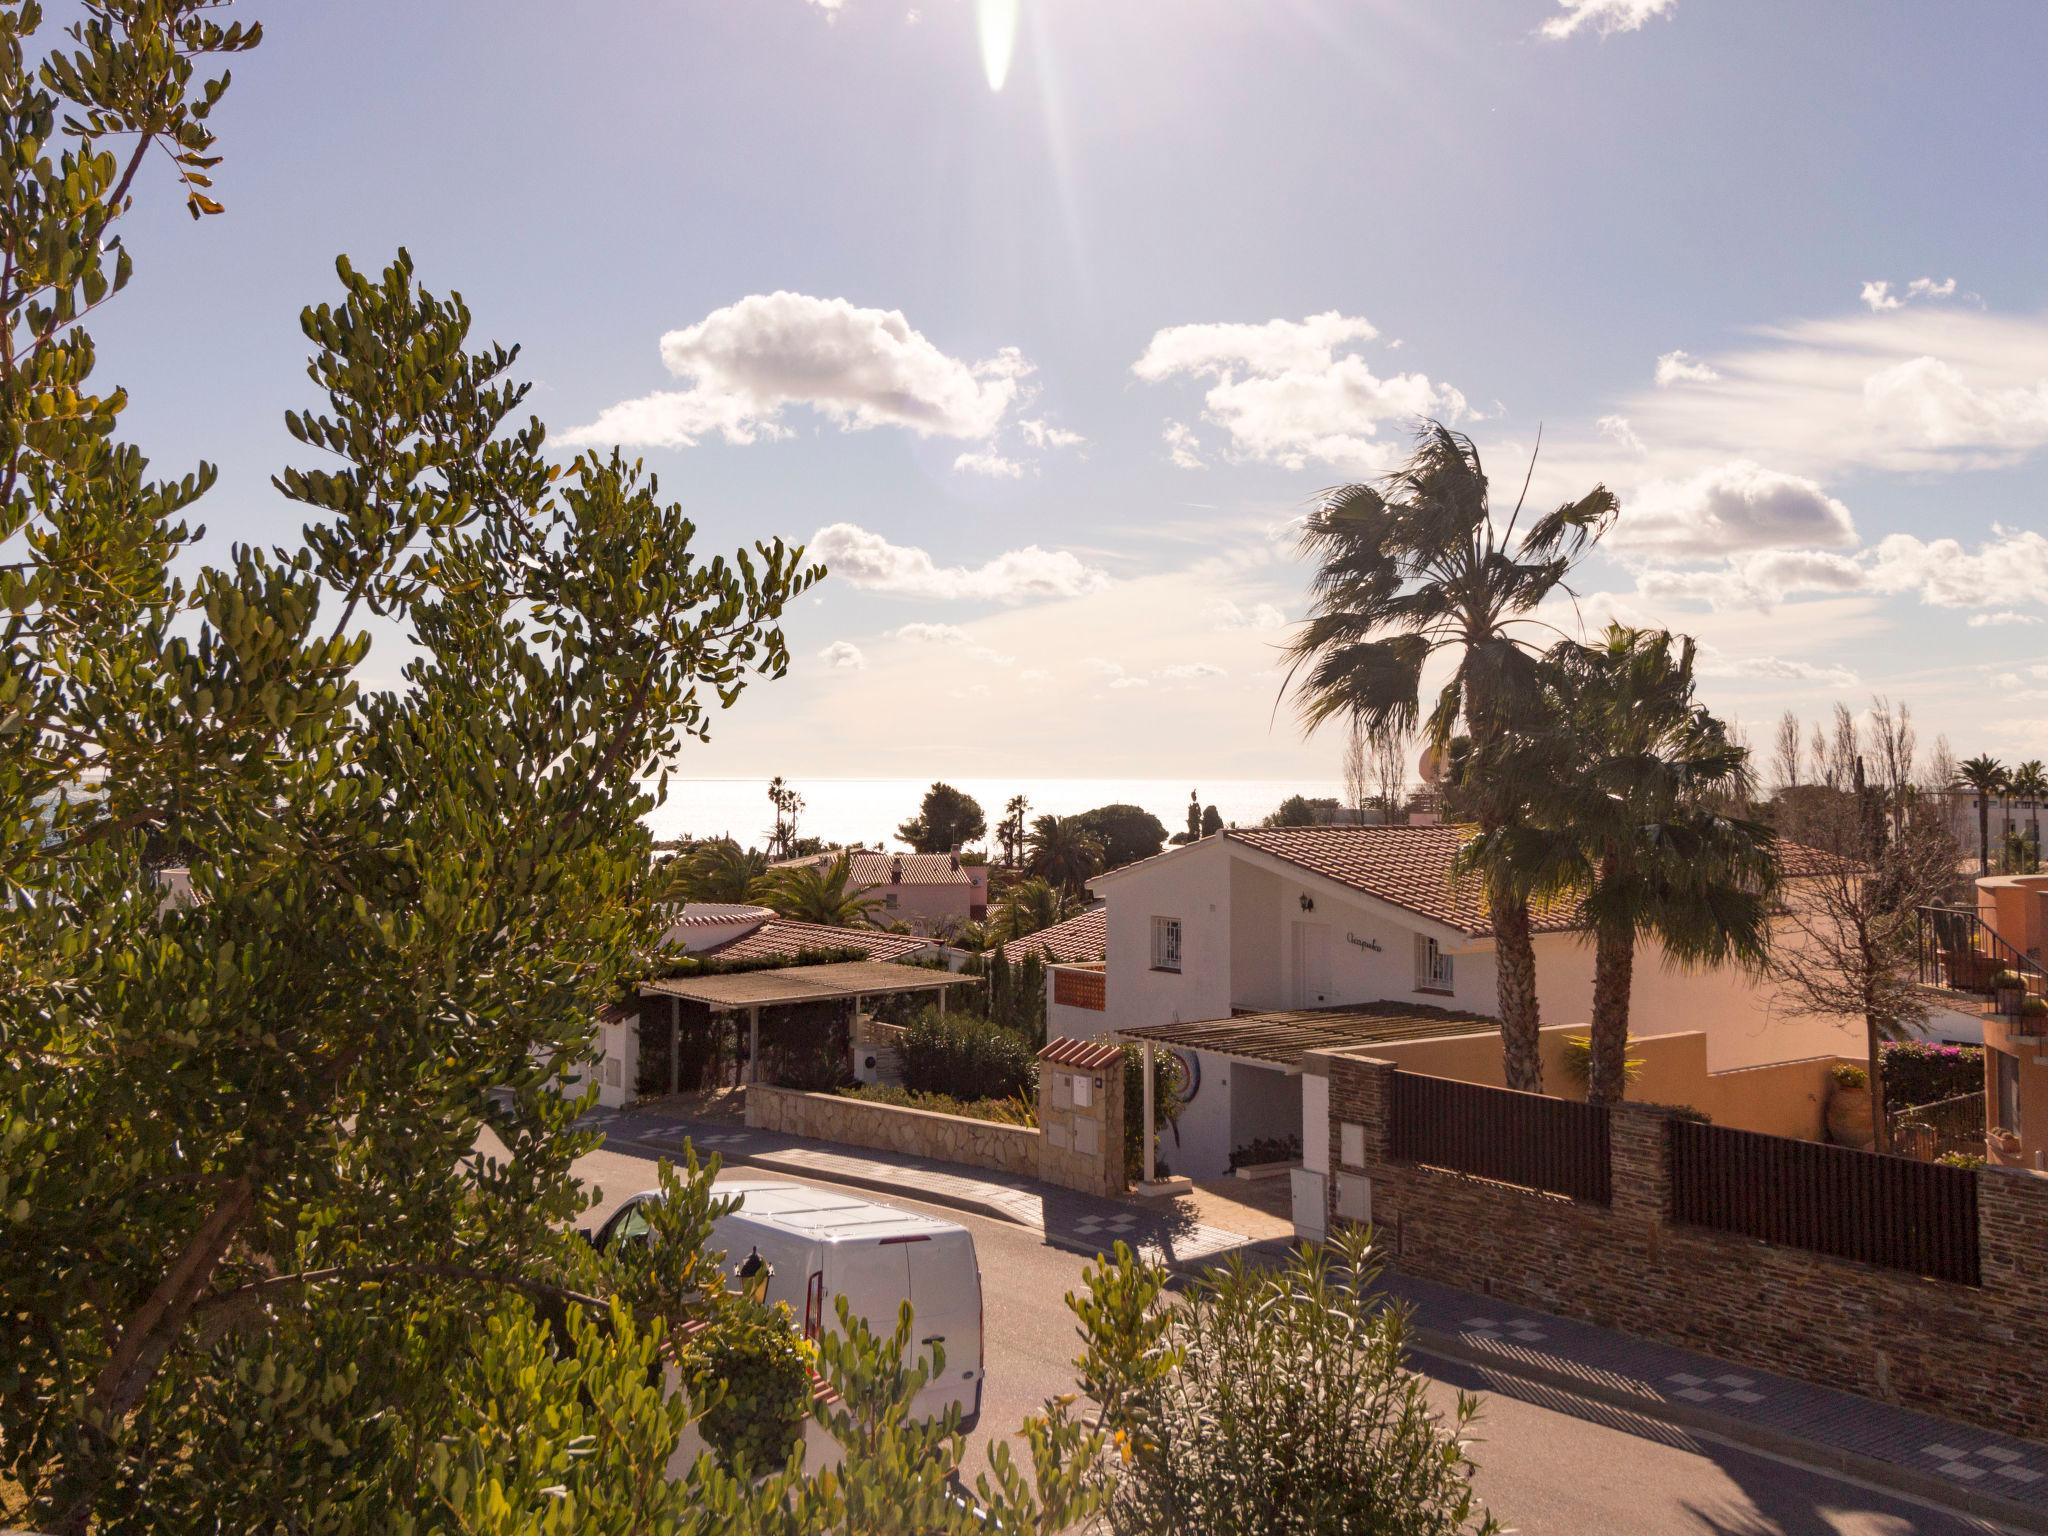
[753,851,882,926]
[1956,755,2009,876]
[673,838,766,904]
[1027,814,1103,899]
[990,877,1077,944]
[1466,628,1779,1104]
[1283,421,1616,1091]
[2013,760,2047,870]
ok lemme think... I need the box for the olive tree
[0,7,1106,1532]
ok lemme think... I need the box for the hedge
[1880,1040,1983,1112]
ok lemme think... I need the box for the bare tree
[1368,720,1411,823]
[1921,734,1959,797]
[1341,717,1369,817]
[1868,696,1917,840]
[1771,789,1961,1153]
[1772,710,1802,793]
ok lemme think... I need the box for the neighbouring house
[1065,824,1867,1179]
[769,848,989,936]
[563,904,951,1109]
[1005,907,1110,1041]
[1918,871,2048,1169]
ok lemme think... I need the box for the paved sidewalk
[1387,1271,2048,1532]
[589,1106,1262,1271]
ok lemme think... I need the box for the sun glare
[977,0,1020,90]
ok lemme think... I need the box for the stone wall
[1320,1050,2048,1443]
[1038,1056,1126,1198]
[747,1084,1039,1178]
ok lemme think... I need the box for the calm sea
[645,778,1349,851]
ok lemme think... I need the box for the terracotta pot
[1826,1084,1875,1150]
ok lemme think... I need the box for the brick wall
[1323,1051,2048,1442]
[1052,967,1106,1011]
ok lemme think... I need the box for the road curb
[1408,1325,2045,1535]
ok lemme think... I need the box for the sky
[90,0,2048,785]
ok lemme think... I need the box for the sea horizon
[644,776,1357,852]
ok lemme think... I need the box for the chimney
[890,856,903,884]
[949,849,961,872]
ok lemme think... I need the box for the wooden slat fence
[1388,1071,1611,1204]
[1669,1120,1980,1286]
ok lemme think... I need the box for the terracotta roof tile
[702,919,932,965]
[1039,1037,1123,1070]
[769,850,979,887]
[1224,825,1832,939]
[999,908,1107,965]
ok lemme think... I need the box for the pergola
[1115,1001,1496,1186]
[640,960,981,1091]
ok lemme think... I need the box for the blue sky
[97,0,2048,781]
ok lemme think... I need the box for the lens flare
[976,0,1020,91]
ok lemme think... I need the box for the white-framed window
[1150,916,1183,973]
[1414,933,1454,992]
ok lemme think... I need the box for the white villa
[1045,824,1868,1179]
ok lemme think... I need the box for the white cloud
[1161,662,1228,682]
[1087,658,1150,690]
[1605,307,2048,477]
[1134,312,1468,474]
[1163,420,1206,470]
[809,523,1111,604]
[1615,460,1856,557]
[1969,611,2042,628]
[1018,418,1085,450]
[1632,548,1869,610]
[1597,414,1646,454]
[1654,349,1720,387]
[563,292,1025,449]
[818,640,866,670]
[1540,0,1676,40]
[1864,527,2048,610]
[891,622,1013,666]
[954,449,1024,479]
[1207,598,1287,631]
[1860,356,2048,454]
[1695,647,1858,688]
[1863,276,1959,312]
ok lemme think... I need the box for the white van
[595,1178,985,1428]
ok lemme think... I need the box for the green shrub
[1829,1063,1868,1091]
[1228,1135,1303,1171]
[839,1083,1037,1126]
[678,1304,814,1472]
[899,1008,1038,1101]
[1936,1151,1987,1170]
[1123,1044,1185,1182]
[2022,996,2048,1019]
[1878,1041,1983,1111]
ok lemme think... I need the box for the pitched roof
[1224,825,1837,940]
[1117,1000,1498,1068]
[769,849,979,887]
[1000,907,1108,964]
[701,918,933,965]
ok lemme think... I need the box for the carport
[1116,1001,1496,1183]
[639,960,980,1093]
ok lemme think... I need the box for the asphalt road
[574,1141,2007,1535]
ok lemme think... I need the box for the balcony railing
[1915,905,2048,1005]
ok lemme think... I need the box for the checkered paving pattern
[1461,1315,1550,1346]
[1385,1272,2048,1515]
[1917,1440,2048,1487]
[1665,1371,1768,1406]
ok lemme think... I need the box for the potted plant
[1990,1126,2024,1162]
[1825,1062,1875,1150]
[1993,969,2027,1016]
[2017,995,2048,1035]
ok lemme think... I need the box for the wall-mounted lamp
[1299,894,1315,912]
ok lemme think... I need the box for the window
[884,893,900,910]
[1150,916,1182,973]
[1996,1048,2023,1138]
[1414,933,1454,993]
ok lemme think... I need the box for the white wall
[1099,837,1233,1035]
[1528,922,1861,1071]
